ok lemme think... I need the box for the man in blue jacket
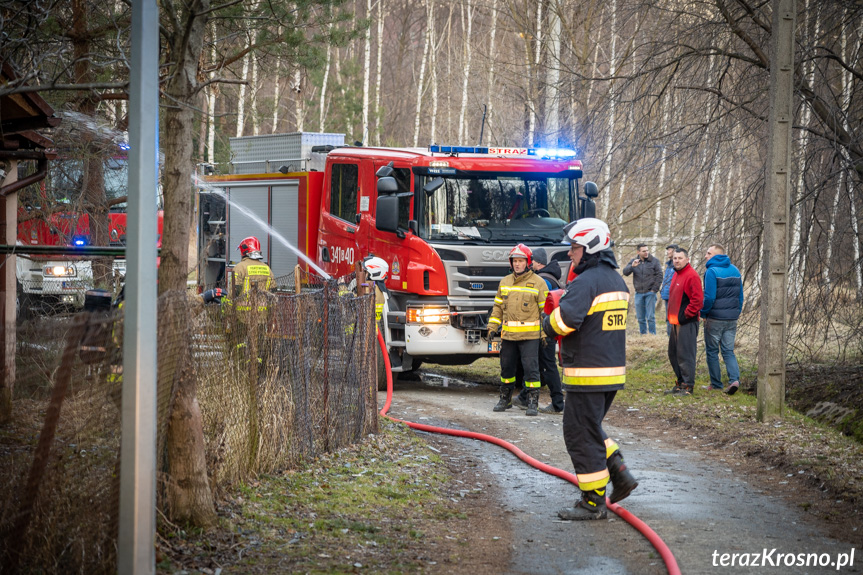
[701,244,743,394]
[660,244,678,336]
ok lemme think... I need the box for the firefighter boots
[558,488,608,521]
[493,386,514,412]
[607,452,639,504]
[525,390,539,416]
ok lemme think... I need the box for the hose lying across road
[376,330,681,575]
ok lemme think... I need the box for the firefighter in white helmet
[543,218,638,520]
[361,255,389,327]
[487,243,548,416]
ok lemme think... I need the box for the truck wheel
[16,281,31,324]
[376,345,398,391]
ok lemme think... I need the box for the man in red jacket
[664,248,704,396]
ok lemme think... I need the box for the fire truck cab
[199,134,598,379]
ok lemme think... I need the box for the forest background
[1,0,861,362]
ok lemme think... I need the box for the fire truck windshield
[417,175,573,244]
[45,157,129,211]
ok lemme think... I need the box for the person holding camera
[622,243,663,335]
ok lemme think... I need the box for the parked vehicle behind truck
[198,133,598,384]
[16,145,163,320]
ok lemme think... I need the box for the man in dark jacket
[701,244,743,394]
[660,244,678,336]
[513,247,565,414]
[543,219,638,520]
[664,248,704,396]
[622,244,663,335]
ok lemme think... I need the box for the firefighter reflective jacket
[229,257,274,314]
[488,270,548,341]
[545,249,629,392]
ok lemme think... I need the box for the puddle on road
[419,372,482,389]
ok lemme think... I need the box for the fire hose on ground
[376,329,681,575]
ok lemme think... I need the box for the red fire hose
[377,329,681,575]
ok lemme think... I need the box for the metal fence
[0,269,377,574]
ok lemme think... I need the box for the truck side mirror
[583,181,599,198]
[423,177,444,196]
[376,163,394,178]
[408,220,418,235]
[376,195,399,234]
[377,176,398,195]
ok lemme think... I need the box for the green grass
[157,419,471,574]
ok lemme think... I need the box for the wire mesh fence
[0,268,377,574]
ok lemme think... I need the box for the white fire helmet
[362,256,389,281]
[563,218,611,254]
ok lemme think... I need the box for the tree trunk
[484,0,498,143]
[71,0,111,285]
[294,68,304,132]
[544,0,561,145]
[237,51,250,137]
[457,0,474,143]
[361,0,372,144]
[600,0,617,219]
[412,0,432,146]
[319,24,333,133]
[159,0,217,528]
[374,2,384,145]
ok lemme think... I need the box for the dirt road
[384,372,861,575]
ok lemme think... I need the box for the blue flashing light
[118,142,130,151]
[430,144,578,159]
[72,235,89,247]
[534,147,578,159]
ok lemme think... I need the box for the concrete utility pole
[757,0,796,422]
[118,0,159,573]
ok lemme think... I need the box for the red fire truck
[199,133,597,379]
[16,148,163,318]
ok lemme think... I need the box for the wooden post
[757,0,796,422]
[294,264,302,294]
[0,161,18,423]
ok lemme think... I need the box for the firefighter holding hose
[543,218,639,520]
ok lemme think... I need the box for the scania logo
[481,249,509,262]
[470,282,484,290]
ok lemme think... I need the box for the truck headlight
[407,306,450,324]
[45,265,76,277]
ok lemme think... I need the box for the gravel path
[384,373,861,575]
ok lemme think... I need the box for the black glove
[487,324,500,337]
[202,288,225,303]
[542,315,557,338]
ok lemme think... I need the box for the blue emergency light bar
[429,144,578,159]
[429,145,490,154]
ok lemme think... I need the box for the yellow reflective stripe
[524,380,541,388]
[501,376,516,384]
[587,291,630,315]
[577,469,610,491]
[550,307,575,335]
[605,438,619,459]
[563,374,626,386]
[502,324,541,333]
[488,317,502,325]
[505,320,540,327]
[494,297,503,304]
[500,285,540,295]
[563,366,626,377]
